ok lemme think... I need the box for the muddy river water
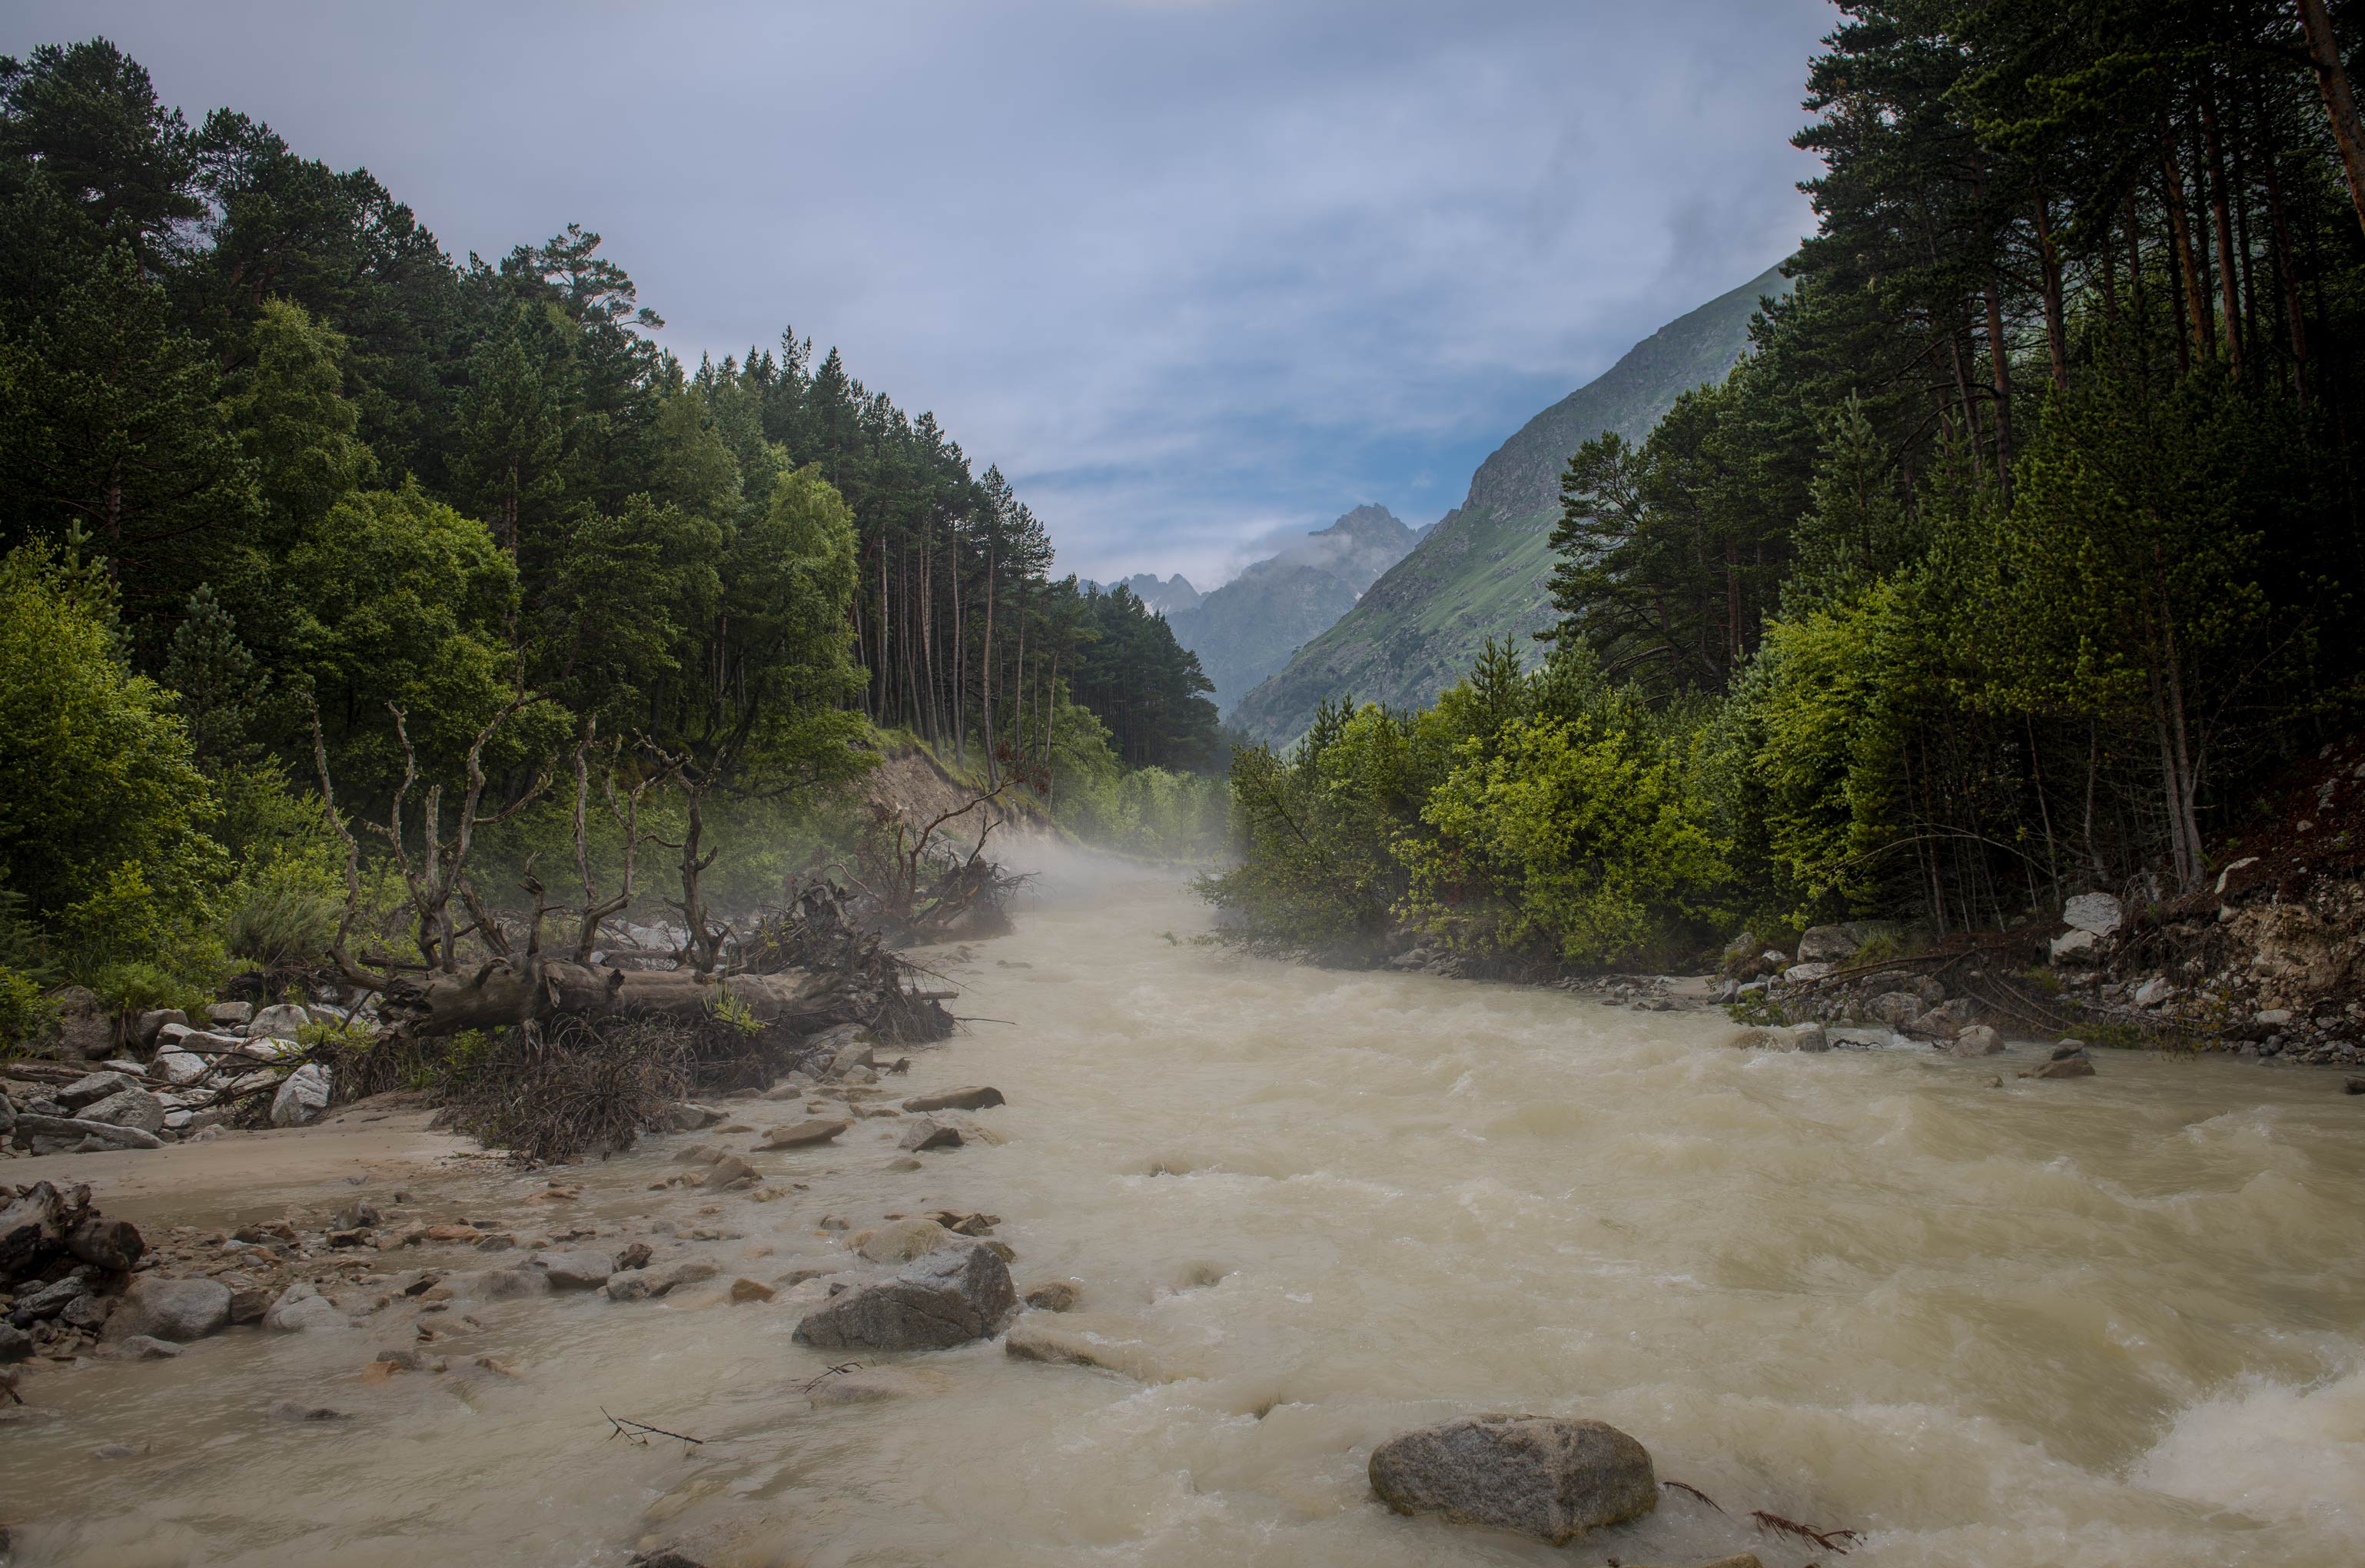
[5,851,2363,1566]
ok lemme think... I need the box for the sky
[5,0,1832,588]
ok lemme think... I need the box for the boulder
[790,1242,1016,1350]
[150,1049,208,1085]
[1781,962,1833,984]
[263,1282,348,1331]
[856,1218,954,1264]
[2132,976,2177,1009]
[1023,1280,1080,1313]
[168,1028,248,1055]
[534,1249,617,1289]
[45,988,116,1060]
[14,1114,162,1151]
[1906,998,1979,1039]
[1866,992,1925,1028]
[756,1118,850,1149]
[900,1086,1005,1114]
[270,1063,332,1127]
[466,1267,550,1301]
[2061,892,2123,938]
[1795,924,1864,963]
[898,1120,962,1152]
[1949,1025,2005,1058]
[2049,929,2099,964]
[606,1259,720,1302]
[131,1009,188,1048]
[2026,1043,2097,1080]
[698,1154,759,1189]
[104,1276,231,1344]
[1732,1022,1826,1054]
[1367,1414,1658,1545]
[206,1002,253,1028]
[55,1071,140,1111]
[246,1004,312,1042]
[81,1087,165,1134]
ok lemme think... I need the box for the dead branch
[1752,1510,1860,1554]
[601,1407,705,1447]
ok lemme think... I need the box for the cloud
[5,0,1832,586]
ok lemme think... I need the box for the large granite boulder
[104,1276,231,1344]
[790,1242,1015,1350]
[1367,1414,1658,1545]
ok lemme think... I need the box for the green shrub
[226,879,339,970]
[0,968,54,1056]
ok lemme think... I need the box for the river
[6,849,2363,1566]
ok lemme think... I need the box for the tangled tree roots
[740,878,959,1043]
[437,1015,690,1164]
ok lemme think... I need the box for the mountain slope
[1166,504,1415,711]
[1231,263,1791,742]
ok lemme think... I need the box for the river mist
[8,849,2362,1566]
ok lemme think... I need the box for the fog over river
[7,851,2363,1566]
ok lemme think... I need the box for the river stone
[2050,929,2100,964]
[900,1085,1005,1113]
[2061,892,2123,937]
[856,1218,954,1264]
[606,1259,720,1302]
[467,1267,550,1301]
[1949,1025,2005,1058]
[170,1028,247,1055]
[1367,1414,1657,1545]
[270,1063,333,1127]
[536,1249,617,1289]
[758,1118,850,1149]
[247,1004,312,1041]
[898,1119,962,1152]
[1023,1279,1080,1312]
[2028,1055,2097,1079]
[264,1282,349,1330]
[699,1154,759,1189]
[1732,1022,1825,1054]
[105,1276,231,1344]
[791,1242,1016,1350]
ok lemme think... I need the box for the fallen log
[380,960,828,1038]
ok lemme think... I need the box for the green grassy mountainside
[1229,262,1791,742]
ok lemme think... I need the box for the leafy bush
[0,968,54,1057]
[225,879,339,972]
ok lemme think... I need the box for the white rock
[241,1036,305,1061]
[1782,962,1833,983]
[172,1029,249,1055]
[2061,892,2123,938]
[2214,857,2260,893]
[2132,976,2177,1008]
[2254,1008,2293,1027]
[270,1063,332,1127]
[263,1282,347,1332]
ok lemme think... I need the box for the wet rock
[267,1400,350,1421]
[1367,1414,1658,1546]
[663,1102,724,1131]
[467,1267,550,1301]
[0,1322,32,1361]
[1023,1280,1080,1312]
[1948,1025,2005,1058]
[2345,1076,2365,1095]
[900,1086,1005,1113]
[2027,1054,2097,1080]
[805,1367,928,1406]
[118,1334,181,1359]
[9,1274,91,1324]
[1906,998,1979,1039]
[758,1117,850,1149]
[105,1276,231,1344]
[247,1004,312,1041]
[1866,992,1924,1029]
[672,1142,725,1164]
[791,1242,1017,1351]
[270,1063,333,1127]
[263,1282,348,1330]
[729,1277,775,1303]
[535,1249,616,1289]
[1731,1023,1825,1054]
[614,1241,653,1272]
[2132,976,2177,1009]
[897,1120,962,1152]
[855,1218,954,1264]
[699,1155,760,1190]
[606,1259,719,1302]
[226,1286,271,1324]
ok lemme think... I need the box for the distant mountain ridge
[1162,503,1416,713]
[1230,262,1792,742]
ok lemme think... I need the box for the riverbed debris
[602,1408,706,1450]
[1749,1510,1858,1553]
